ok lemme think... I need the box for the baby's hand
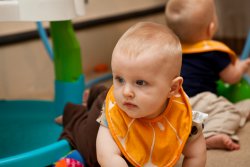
[55,115,63,125]
[236,58,250,74]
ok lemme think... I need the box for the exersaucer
[0,0,84,166]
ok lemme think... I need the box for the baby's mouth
[123,102,137,108]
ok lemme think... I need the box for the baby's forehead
[112,51,179,81]
[115,51,177,71]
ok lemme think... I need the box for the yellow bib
[182,40,237,64]
[105,86,192,167]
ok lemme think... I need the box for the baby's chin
[122,109,142,119]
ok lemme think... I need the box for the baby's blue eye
[136,80,147,86]
[115,76,125,84]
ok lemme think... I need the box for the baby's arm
[220,58,250,84]
[96,125,128,167]
[182,133,206,167]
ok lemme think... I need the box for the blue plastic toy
[0,20,111,167]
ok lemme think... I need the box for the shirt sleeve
[211,51,232,73]
[96,103,108,127]
[188,110,208,141]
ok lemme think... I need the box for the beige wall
[0,1,166,100]
[0,0,166,36]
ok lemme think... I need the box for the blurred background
[0,0,249,100]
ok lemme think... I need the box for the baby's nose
[123,84,134,98]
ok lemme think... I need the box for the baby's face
[111,52,174,119]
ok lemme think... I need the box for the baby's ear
[207,21,216,39]
[169,76,183,97]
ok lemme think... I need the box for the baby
[165,0,250,150]
[58,22,207,167]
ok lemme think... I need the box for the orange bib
[182,40,237,64]
[105,86,192,167]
